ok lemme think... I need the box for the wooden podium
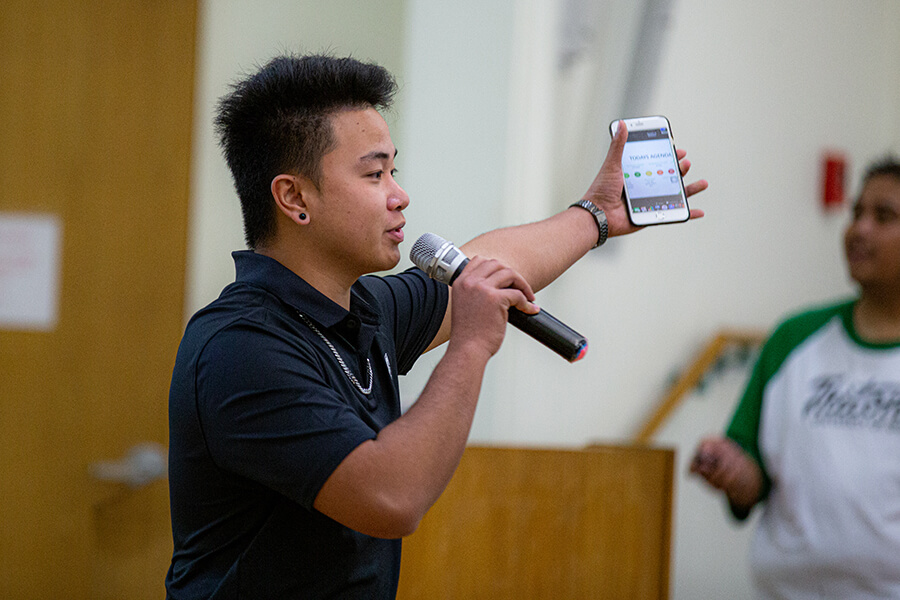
[397,445,674,600]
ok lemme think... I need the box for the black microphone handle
[506,307,588,363]
[448,257,587,362]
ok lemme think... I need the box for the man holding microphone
[166,53,706,599]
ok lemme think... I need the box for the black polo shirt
[166,250,448,600]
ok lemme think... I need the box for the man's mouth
[387,224,405,242]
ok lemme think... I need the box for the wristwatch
[569,199,608,248]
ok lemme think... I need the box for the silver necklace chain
[297,312,373,395]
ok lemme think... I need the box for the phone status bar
[625,128,669,142]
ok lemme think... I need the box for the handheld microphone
[410,233,588,362]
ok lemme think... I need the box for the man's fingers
[685,179,709,198]
[464,256,537,308]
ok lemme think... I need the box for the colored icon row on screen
[624,169,676,178]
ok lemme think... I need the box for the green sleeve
[725,300,854,510]
[726,351,773,506]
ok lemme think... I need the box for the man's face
[844,174,900,290]
[308,107,409,277]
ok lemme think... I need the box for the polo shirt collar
[231,251,380,333]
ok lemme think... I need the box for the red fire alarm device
[821,152,847,209]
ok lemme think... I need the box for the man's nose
[391,183,410,211]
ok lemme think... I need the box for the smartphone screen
[610,116,689,226]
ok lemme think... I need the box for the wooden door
[0,1,197,598]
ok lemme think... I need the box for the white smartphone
[610,116,689,226]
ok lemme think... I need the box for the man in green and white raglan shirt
[691,158,900,600]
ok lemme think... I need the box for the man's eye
[367,168,398,181]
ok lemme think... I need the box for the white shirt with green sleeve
[726,299,900,600]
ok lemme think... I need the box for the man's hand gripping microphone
[410,233,588,362]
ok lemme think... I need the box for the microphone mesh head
[409,232,447,270]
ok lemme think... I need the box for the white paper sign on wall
[0,213,62,331]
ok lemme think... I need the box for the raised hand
[582,120,708,237]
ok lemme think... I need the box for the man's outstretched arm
[426,121,709,350]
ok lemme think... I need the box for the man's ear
[271,174,312,225]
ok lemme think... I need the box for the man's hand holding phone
[582,117,707,237]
